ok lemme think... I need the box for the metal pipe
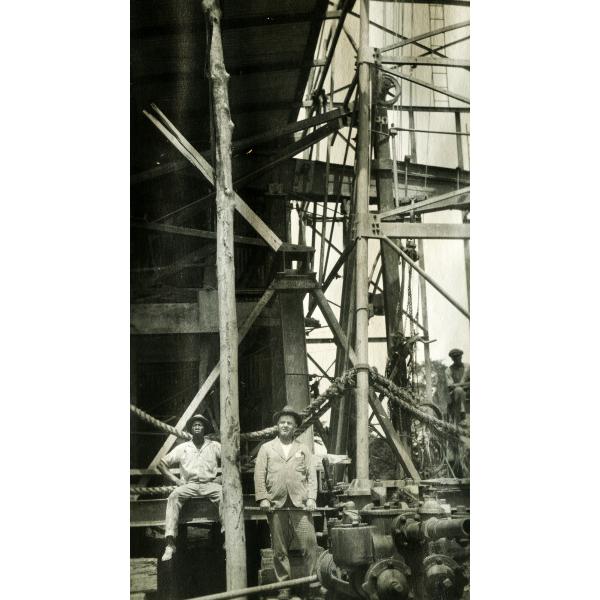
[382,236,470,320]
[188,575,318,600]
[354,0,371,481]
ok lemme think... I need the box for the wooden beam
[382,237,470,319]
[374,222,470,240]
[303,101,469,113]
[131,220,314,255]
[380,67,470,105]
[379,20,470,54]
[232,108,349,154]
[379,188,470,219]
[144,105,282,251]
[306,336,387,344]
[130,299,278,335]
[130,159,189,185]
[162,121,343,225]
[310,288,357,364]
[310,289,422,481]
[368,391,421,481]
[379,56,469,70]
[146,286,276,471]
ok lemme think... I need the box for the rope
[364,368,463,440]
[131,367,465,448]
[130,485,176,497]
[130,404,192,441]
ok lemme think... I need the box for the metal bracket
[367,213,382,238]
[353,218,377,240]
[357,46,376,65]
[353,363,370,371]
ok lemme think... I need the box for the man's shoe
[161,545,176,561]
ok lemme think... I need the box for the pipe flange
[362,558,411,600]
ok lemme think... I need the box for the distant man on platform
[445,348,470,423]
[158,414,222,561]
[254,406,319,600]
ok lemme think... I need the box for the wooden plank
[376,222,470,240]
[130,299,278,335]
[369,391,421,482]
[130,559,157,594]
[146,287,276,470]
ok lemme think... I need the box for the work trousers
[165,481,222,538]
[448,386,468,423]
[267,506,318,582]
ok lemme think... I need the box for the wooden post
[201,0,247,593]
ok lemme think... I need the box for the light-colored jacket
[254,438,317,508]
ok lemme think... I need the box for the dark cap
[186,414,212,432]
[448,348,463,358]
[273,405,302,427]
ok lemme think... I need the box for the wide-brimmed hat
[273,405,302,427]
[448,348,463,358]
[186,414,212,432]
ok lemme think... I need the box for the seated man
[445,348,470,423]
[158,414,222,561]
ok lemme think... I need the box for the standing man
[445,348,470,423]
[158,414,222,561]
[254,406,319,600]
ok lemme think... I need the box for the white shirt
[163,439,221,483]
[280,441,293,459]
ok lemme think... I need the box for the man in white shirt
[158,414,222,561]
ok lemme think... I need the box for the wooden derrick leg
[201,0,247,594]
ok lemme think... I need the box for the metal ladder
[428,3,449,108]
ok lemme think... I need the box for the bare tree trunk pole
[201,0,247,593]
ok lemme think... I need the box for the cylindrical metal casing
[423,517,469,541]
[329,523,375,567]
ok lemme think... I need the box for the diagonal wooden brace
[310,288,421,481]
[144,105,282,252]
[145,285,276,471]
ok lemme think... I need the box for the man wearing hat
[445,349,470,423]
[254,406,318,599]
[157,414,222,561]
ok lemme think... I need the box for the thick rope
[130,485,176,497]
[364,368,463,440]
[130,367,465,447]
[130,404,192,440]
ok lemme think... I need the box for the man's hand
[259,499,272,510]
[306,499,316,511]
